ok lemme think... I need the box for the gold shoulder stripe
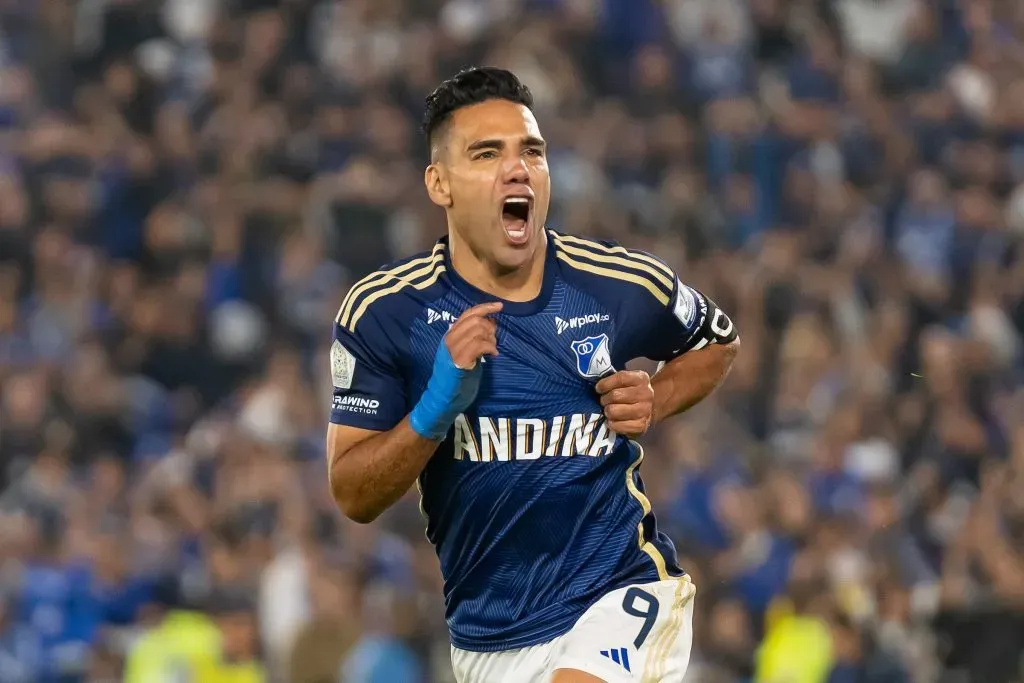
[555,250,670,306]
[336,244,445,325]
[552,234,673,295]
[554,233,675,285]
[344,257,446,331]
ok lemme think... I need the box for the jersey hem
[449,613,577,653]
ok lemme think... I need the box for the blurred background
[1,0,1023,681]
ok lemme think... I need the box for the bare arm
[595,339,739,437]
[327,301,502,523]
[651,338,740,425]
[597,280,741,438]
[326,420,441,524]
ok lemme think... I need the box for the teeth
[505,197,529,204]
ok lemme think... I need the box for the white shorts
[451,576,696,683]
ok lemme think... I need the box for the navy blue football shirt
[330,229,733,652]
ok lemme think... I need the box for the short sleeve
[329,311,408,431]
[624,274,737,363]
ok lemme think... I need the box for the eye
[475,151,498,160]
[524,148,544,157]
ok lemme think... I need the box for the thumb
[595,370,626,394]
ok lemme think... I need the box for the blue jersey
[330,230,730,651]
[16,562,98,680]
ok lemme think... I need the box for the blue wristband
[409,341,483,440]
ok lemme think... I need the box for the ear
[424,163,452,208]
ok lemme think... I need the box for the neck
[449,231,547,302]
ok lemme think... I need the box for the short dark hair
[422,67,534,156]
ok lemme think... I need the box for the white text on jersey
[555,313,610,335]
[452,413,618,461]
[333,394,380,415]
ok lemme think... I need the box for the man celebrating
[326,67,739,682]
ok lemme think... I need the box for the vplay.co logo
[555,313,609,335]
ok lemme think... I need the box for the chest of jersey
[404,284,625,462]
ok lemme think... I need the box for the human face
[425,99,551,272]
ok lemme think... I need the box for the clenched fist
[595,370,655,438]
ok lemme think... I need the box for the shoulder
[549,230,677,307]
[334,242,447,333]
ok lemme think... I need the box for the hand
[409,302,501,441]
[445,302,502,369]
[596,370,655,438]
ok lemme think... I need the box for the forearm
[651,339,740,425]
[328,417,440,523]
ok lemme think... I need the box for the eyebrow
[466,136,547,153]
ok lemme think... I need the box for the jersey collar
[441,229,557,316]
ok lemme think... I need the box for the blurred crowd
[1,0,1024,681]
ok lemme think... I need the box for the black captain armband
[690,293,738,348]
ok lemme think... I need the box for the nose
[502,154,529,184]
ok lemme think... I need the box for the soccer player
[326,68,739,683]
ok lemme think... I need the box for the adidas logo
[555,313,610,335]
[599,647,631,672]
[427,308,455,325]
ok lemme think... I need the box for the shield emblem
[571,334,614,379]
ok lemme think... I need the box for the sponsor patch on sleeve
[672,280,698,328]
[330,340,356,389]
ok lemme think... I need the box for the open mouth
[501,197,532,245]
